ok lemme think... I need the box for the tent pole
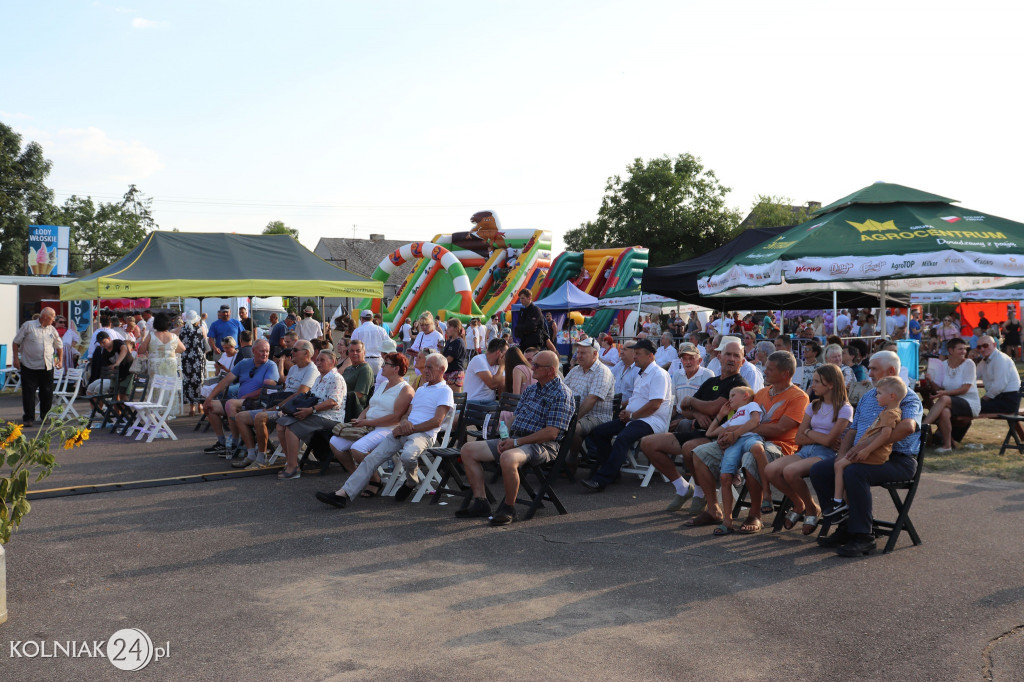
[879,281,888,336]
[635,291,643,337]
[833,290,838,335]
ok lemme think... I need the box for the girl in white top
[328,352,415,497]
[409,311,444,357]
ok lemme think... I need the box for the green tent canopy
[698,182,1024,297]
[60,232,383,300]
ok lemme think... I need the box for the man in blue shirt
[810,350,922,557]
[203,339,281,456]
[908,309,922,341]
[208,305,245,356]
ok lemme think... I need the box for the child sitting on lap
[826,376,907,519]
[706,386,765,533]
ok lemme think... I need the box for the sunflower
[63,428,91,450]
[3,423,23,447]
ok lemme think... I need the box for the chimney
[369,233,385,242]
[806,201,821,211]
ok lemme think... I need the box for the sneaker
[454,497,492,519]
[232,456,257,469]
[489,502,518,526]
[315,491,348,508]
[204,442,226,454]
[665,486,695,512]
[823,500,848,519]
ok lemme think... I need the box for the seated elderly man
[202,339,280,456]
[975,334,1022,414]
[670,342,715,429]
[611,340,640,404]
[315,353,454,508]
[454,350,575,524]
[231,339,318,469]
[581,339,673,493]
[562,338,616,475]
[810,350,922,557]
[639,339,748,513]
[707,335,764,391]
[654,332,677,371]
[686,350,808,533]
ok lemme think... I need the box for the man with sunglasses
[975,335,1021,415]
[455,350,575,525]
[203,339,280,456]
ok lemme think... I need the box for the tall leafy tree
[0,122,54,275]
[564,153,741,267]
[263,220,299,239]
[54,184,157,272]
[744,194,813,229]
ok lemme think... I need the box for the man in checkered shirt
[455,350,575,526]
[563,338,616,473]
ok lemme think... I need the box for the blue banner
[70,300,92,335]
[27,225,70,276]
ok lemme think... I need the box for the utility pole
[352,224,357,239]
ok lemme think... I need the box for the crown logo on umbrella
[847,219,898,233]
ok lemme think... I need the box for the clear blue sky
[4,0,1023,255]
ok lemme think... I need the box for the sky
[4,0,1024,258]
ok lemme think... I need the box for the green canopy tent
[60,232,383,300]
[697,182,1024,333]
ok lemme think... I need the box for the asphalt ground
[1,393,1023,681]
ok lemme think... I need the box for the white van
[181,297,287,337]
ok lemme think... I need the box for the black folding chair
[426,394,502,507]
[87,366,120,428]
[818,424,930,553]
[513,396,580,520]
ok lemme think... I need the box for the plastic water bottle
[498,421,510,440]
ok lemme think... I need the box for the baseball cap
[716,335,742,351]
[286,313,297,321]
[678,342,699,356]
[574,338,599,350]
[360,310,373,319]
[219,304,230,311]
[633,338,657,354]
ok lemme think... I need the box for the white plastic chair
[382,403,460,502]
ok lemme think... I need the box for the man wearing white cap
[707,335,764,392]
[563,338,616,473]
[351,309,390,375]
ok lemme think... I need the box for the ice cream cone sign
[27,244,54,275]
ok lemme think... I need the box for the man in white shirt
[612,340,640,404]
[706,335,765,392]
[464,338,507,409]
[835,309,851,336]
[350,309,390,375]
[654,332,677,371]
[316,353,454,507]
[294,306,324,341]
[466,317,486,356]
[581,339,672,493]
[888,309,908,337]
[394,318,413,354]
[88,314,115,359]
[976,334,1022,413]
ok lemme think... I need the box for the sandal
[737,516,763,534]
[760,500,775,514]
[360,479,384,498]
[684,511,723,527]
[277,467,301,480]
[713,524,735,536]
[783,510,804,530]
[801,515,820,535]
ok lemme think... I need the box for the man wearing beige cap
[563,337,616,475]
[672,343,714,425]
[295,306,324,341]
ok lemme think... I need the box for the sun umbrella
[697,182,1024,332]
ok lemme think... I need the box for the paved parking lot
[1,394,1022,680]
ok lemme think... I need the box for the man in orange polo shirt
[685,350,808,533]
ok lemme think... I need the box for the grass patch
[922,416,1024,482]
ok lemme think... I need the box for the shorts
[444,370,465,385]
[329,427,391,455]
[575,413,606,440]
[722,433,764,475]
[795,443,838,461]
[246,408,282,425]
[485,438,558,466]
[693,440,784,485]
[949,396,975,418]
[674,419,707,445]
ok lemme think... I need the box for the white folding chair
[380,404,459,502]
[0,367,20,392]
[52,368,84,419]
[125,375,180,442]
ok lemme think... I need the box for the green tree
[263,220,299,239]
[54,184,157,272]
[744,194,813,229]
[564,154,742,267]
[0,122,54,275]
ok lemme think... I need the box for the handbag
[129,355,148,375]
[263,390,295,408]
[281,393,318,416]
[332,422,372,439]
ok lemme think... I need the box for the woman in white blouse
[922,337,981,452]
